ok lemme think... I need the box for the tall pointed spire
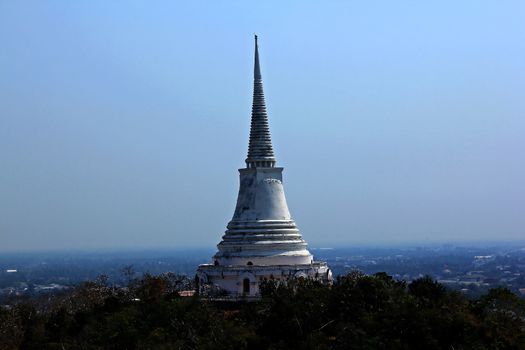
[246,35,276,168]
[196,35,331,298]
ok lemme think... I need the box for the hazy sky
[1,1,524,252]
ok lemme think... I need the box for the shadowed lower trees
[1,272,524,349]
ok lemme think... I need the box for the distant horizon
[2,239,524,255]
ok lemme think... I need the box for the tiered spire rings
[246,35,276,168]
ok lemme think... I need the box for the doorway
[243,278,250,294]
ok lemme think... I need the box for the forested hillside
[1,272,524,349]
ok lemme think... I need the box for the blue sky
[1,1,524,251]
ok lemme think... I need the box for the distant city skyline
[1,2,524,251]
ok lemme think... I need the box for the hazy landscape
[2,242,525,349]
[2,241,524,305]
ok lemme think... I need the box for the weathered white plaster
[232,168,290,221]
[196,36,331,298]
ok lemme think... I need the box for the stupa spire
[246,35,276,168]
[196,36,331,298]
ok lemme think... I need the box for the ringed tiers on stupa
[196,36,331,297]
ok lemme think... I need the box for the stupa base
[196,262,331,298]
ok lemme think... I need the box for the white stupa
[196,36,331,297]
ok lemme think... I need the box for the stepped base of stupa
[196,261,331,297]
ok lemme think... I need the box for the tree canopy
[1,272,524,349]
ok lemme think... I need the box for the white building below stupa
[196,36,331,297]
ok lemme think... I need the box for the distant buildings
[196,36,331,297]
